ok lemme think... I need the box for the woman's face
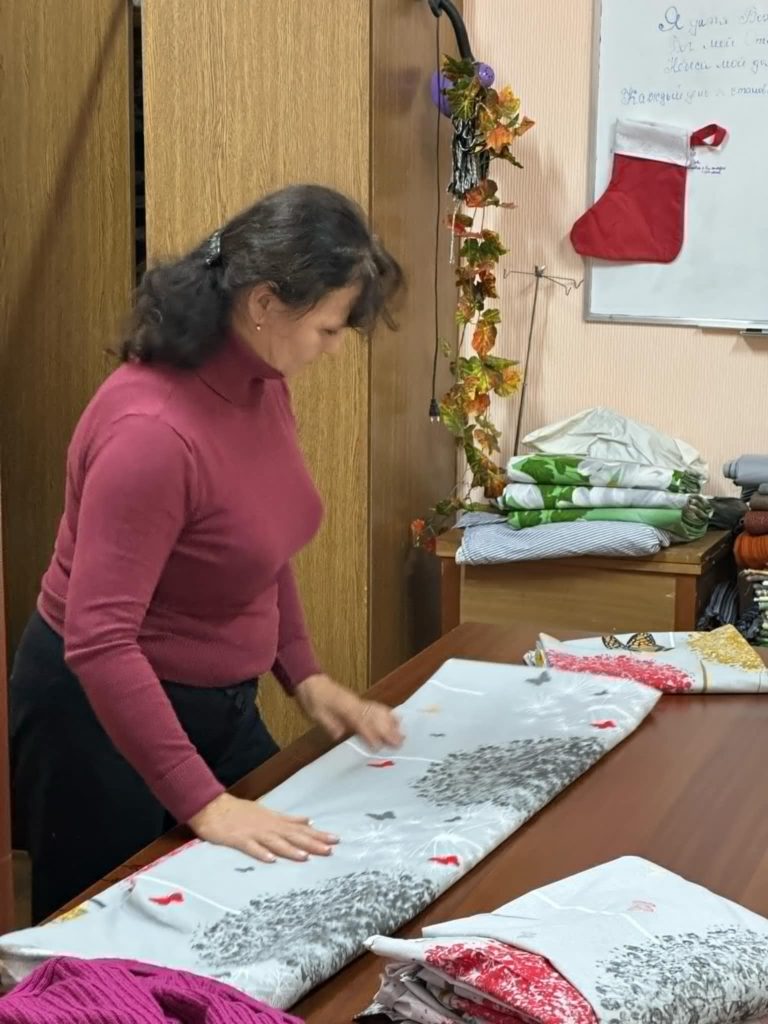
[240,283,361,377]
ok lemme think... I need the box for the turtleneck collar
[197,331,283,405]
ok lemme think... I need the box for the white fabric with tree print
[0,661,659,1008]
[366,856,768,1024]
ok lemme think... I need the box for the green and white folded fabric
[507,454,703,494]
[499,483,690,511]
[504,500,712,543]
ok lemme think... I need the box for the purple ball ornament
[430,63,496,118]
[430,70,453,118]
[476,62,495,88]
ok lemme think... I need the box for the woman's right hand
[188,793,339,863]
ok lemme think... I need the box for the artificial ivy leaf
[486,124,514,153]
[448,212,476,237]
[474,427,500,455]
[477,107,497,136]
[464,179,499,208]
[499,150,524,169]
[484,465,506,499]
[459,238,482,265]
[438,397,468,437]
[464,443,484,481]
[477,268,498,299]
[459,356,495,392]
[479,230,508,261]
[494,364,524,397]
[449,79,481,121]
[515,116,536,137]
[465,391,491,416]
[497,86,522,117]
[476,415,502,448]
[442,55,476,80]
[459,375,480,404]
[455,295,477,326]
[481,307,502,325]
[484,354,517,372]
[434,497,462,517]
[472,319,497,358]
[455,356,476,380]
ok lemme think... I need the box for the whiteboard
[587,0,768,329]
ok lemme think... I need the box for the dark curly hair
[119,184,404,368]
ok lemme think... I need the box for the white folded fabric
[523,408,708,479]
[366,857,768,1024]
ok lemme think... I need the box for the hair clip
[204,229,222,267]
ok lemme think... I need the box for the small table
[436,529,733,636]
[62,622,768,1024]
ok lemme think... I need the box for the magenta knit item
[0,957,303,1024]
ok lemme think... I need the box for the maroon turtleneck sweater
[38,334,323,823]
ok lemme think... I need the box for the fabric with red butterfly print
[365,857,768,1024]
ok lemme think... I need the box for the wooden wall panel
[142,0,370,745]
[0,0,134,658]
[368,1,458,683]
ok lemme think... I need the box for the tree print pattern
[410,737,606,809]
[192,870,439,993]
[595,926,768,1024]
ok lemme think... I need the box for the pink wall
[465,0,768,494]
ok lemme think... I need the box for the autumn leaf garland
[412,57,533,552]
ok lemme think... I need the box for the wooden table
[436,529,734,636]
[65,623,768,1023]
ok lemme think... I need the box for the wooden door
[0,489,13,933]
[0,0,134,660]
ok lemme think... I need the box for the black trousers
[10,612,279,924]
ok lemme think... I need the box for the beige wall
[466,0,768,494]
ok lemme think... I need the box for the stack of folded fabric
[499,453,712,543]
[363,857,768,1024]
[456,409,712,564]
[741,570,768,647]
[726,458,768,568]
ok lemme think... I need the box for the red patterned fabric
[424,941,597,1024]
[545,650,693,693]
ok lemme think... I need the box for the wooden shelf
[436,528,734,637]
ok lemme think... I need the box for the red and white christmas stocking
[570,120,727,263]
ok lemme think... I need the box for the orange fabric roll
[735,532,768,568]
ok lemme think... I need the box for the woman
[10,184,405,924]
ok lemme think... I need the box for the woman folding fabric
[10,184,405,923]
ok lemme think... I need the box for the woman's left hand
[295,674,404,750]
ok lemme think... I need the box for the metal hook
[426,0,475,62]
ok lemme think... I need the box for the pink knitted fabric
[0,957,303,1024]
